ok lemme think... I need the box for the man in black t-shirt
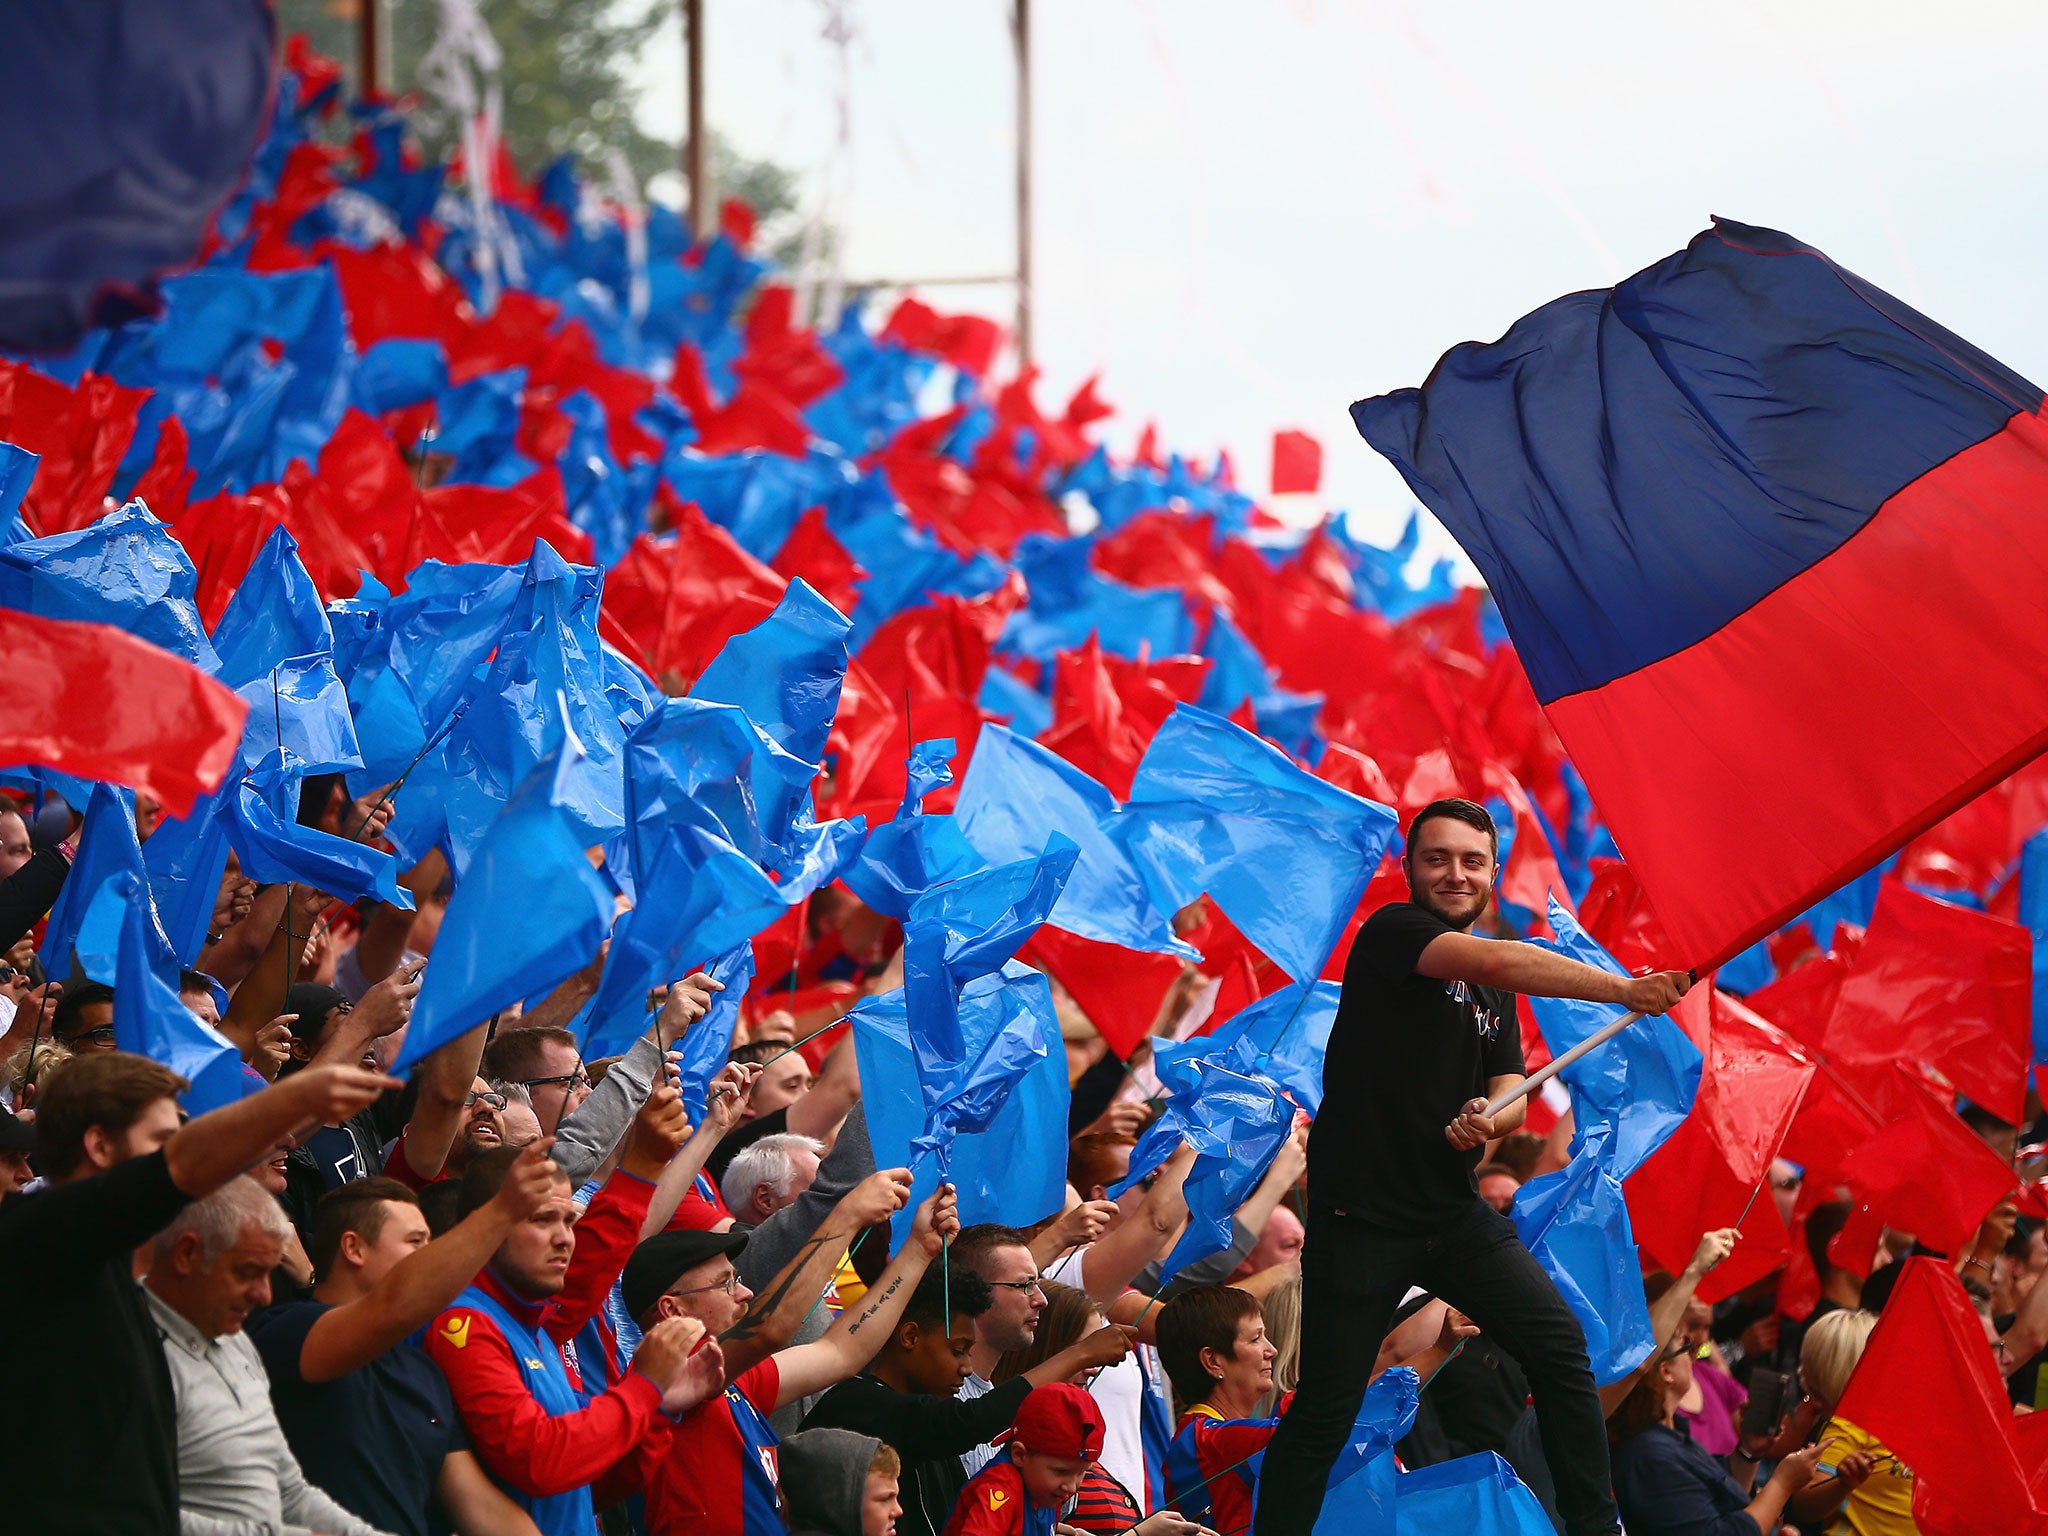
[0,1050,397,1536]
[1254,798,1689,1536]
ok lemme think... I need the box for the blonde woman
[1787,1310,1910,1536]
[1257,1276,1301,1415]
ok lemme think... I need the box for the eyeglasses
[466,1090,508,1111]
[987,1276,1047,1295]
[668,1271,742,1298]
[1769,1174,1802,1192]
[517,1070,591,1094]
[63,1027,117,1048]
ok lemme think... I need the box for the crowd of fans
[1,785,2042,1536]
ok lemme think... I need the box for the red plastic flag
[1270,429,1322,495]
[1819,881,2032,1125]
[1022,927,1187,1060]
[1838,1067,2015,1256]
[1625,991,1815,1302]
[1832,1257,2048,1536]
[0,607,248,817]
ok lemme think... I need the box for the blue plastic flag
[618,695,836,887]
[1199,979,1341,1115]
[1120,705,1398,980]
[233,653,363,776]
[581,822,789,1061]
[690,578,850,766]
[1526,897,1702,1180]
[1388,1453,1555,1536]
[1149,1055,1295,1278]
[40,783,146,976]
[677,944,755,1123]
[2020,829,2048,1065]
[842,740,986,920]
[397,740,617,1071]
[953,724,1195,957]
[384,545,627,874]
[0,499,219,673]
[93,873,251,1114]
[1307,1366,1423,1536]
[1510,1124,1655,1385]
[1508,898,1699,1384]
[208,525,334,689]
[142,787,235,965]
[977,664,1052,740]
[901,839,1077,1168]
[851,972,1069,1246]
[223,752,411,909]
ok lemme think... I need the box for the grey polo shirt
[145,1285,392,1536]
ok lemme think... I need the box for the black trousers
[1251,1198,1620,1536]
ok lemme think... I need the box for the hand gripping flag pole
[1478,969,1698,1120]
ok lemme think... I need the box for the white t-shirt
[1044,1247,1153,1509]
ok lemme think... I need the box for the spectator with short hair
[491,1079,546,1147]
[721,1130,825,1226]
[603,1171,955,1536]
[425,1085,723,1536]
[50,979,116,1052]
[0,1105,35,1194]
[483,1025,592,1135]
[802,1264,1135,1536]
[0,1051,394,1536]
[1475,1161,1521,1214]
[705,1029,862,1188]
[250,1147,567,1536]
[145,1176,391,1536]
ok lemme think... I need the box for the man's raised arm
[164,1065,398,1198]
[1416,931,1689,1014]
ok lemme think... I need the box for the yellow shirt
[829,1248,867,1312]
[1825,1417,1917,1536]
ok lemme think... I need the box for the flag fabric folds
[1119,704,1398,980]
[0,605,246,816]
[953,723,1194,958]
[1625,991,1814,1303]
[677,944,755,1123]
[852,980,1070,1246]
[1819,881,2032,1125]
[397,741,615,1070]
[1512,900,1702,1382]
[1833,1257,2048,1536]
[91,872,251,1115]
[1354,217,2048,971]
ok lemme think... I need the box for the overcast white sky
[629,0,2048,556]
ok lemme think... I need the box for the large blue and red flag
[1354,217,2048,971]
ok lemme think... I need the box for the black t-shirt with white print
[1308,901,1525,1232]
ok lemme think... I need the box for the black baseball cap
[621,1228,749,1322]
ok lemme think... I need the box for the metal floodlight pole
[686,0,709,241]
[358,0,380,97]
[1013,0,1033,367]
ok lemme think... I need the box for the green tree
[274,0,803,242]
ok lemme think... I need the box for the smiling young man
[1252,798,1690,1536]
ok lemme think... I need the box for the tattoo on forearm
[723,1233,832,1342]
[845,1272,905,1336]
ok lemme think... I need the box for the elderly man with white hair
[719,1131,826,1228]
[144,1175,397,1536]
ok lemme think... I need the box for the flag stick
[1482,1008,1644,1118]
[1479,968,1699,1119]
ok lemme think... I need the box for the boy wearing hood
[782,1429,903,1536]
